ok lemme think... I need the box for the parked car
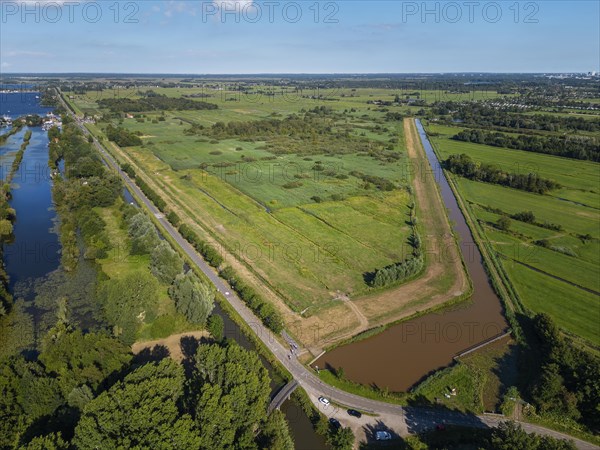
[375,430,392,441]
[329,418,341,430]
[347,409,362,418]
[318,396,330,406]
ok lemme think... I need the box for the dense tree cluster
[369,254,423,288]
[1,335,291,449]
[349,170,397,191]
[452,128,599,162]
[444,153,561,194]
[527,314,600,433]
[98,96,218,113]
[105,124,142,147]
[135,176,167,211]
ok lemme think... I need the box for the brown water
[315,119,507,392]
[281,400,329,450]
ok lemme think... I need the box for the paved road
[59,94,597,449]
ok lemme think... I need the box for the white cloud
[163,0,197,18]
[214,0,254,9]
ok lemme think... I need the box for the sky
[1,0,599,74]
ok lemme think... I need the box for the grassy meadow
[71,88,421,316]
[426,122,600,345]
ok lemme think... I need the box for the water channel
[315,119,508,392]
[0,94,327,449]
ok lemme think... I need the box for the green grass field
[426,123,600,345]
[74,89,420,314]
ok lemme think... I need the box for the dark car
[347,409,362,418]
[329,418,341,430]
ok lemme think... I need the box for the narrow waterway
[0,94,325,448]
[3,127,60,294]
[315,119,507,392]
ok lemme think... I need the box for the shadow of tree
[360,419,409,448]
[403,395,490,436]
[131,344,170,365]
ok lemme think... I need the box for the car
[329,418,341,430]
[347,409,362,418]
[318,396,330,406]
[375,431,392,441]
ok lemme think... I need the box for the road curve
[58,92,597,450]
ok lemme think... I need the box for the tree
[257,410,294,450]
[24,433,69,450]
[39,329,132,396]
[169,271,214,325]
[207,314,224,341]
[150,241,183,284]
[193,342,271,449]
[488,421,575,450]
[127,212,160,255]
[328,427,355,450]
[99,272,160,344]
[497,216,512,231]
[73,359,201,449]
[0,356,64,448]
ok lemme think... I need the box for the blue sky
[1,0,599,73]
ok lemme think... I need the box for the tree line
[98,96,218,113]
[443,153,561,194]
[452,128,599,162]
[432,101,600,132]
[219,266,284,334]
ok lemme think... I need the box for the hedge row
[178,223,224,268]
[136,177,167,212]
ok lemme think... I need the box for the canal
[315,119,508,392]
[0,93,327,449]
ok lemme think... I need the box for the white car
[375,431,392,441]
[318,396,330,406]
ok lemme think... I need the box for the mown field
[426,122,600,345]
